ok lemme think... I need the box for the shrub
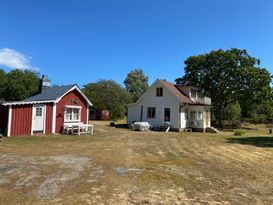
[234,129,245,136]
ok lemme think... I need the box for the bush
[234,129,245,136]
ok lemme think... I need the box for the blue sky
[0,0,272,87]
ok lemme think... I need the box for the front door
[33,105,45,131]
[164,108,170,122]
[205,110,209,127]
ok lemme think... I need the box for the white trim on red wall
[3,100,56,106]
[55,85,93,106]
[7,105,12,137]
[87,105,89,124]
[43,105,47,134]
[31,105,35,135]
[52,103,56,133]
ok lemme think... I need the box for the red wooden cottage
[0,75,92,137]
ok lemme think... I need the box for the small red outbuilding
[0,76,92,137]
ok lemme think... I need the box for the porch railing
[190,97,211,105]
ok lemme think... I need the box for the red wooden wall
[45,103,53,134]
[10,105,32,136]
[0,105,8,135]
[55,89,88,133]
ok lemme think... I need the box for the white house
[127,79,212,132]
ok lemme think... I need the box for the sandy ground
[0,121,273,204]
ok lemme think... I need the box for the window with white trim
[147,107,156,118]
[191,89,197,98]
[190,110,196,120]
[36,107,43,116]
[64,107,81,122]
[198,111,203,120]
[156,87,163,97]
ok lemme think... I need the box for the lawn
[0,121,273,204]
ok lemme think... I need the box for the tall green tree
[224,101,241,123]
[3,69,40,101]
[175,48,272,127]
[0,69,6,102]
[83,79,132,119]
[124,68,149,102]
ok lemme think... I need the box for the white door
[33,105,45,131]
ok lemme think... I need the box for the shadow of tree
[226,136,273,147]
[114,124,130,129]
[107,123,130,129]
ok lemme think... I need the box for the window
[190,110,196,120]
[191,89,197,98]
[156,87,163,97]
[65,107,81,122]
[36,107,43,116]
[164,108,170,122]
[147,107,156,118]
[198,111,203,120]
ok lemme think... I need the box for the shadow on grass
[226,136,273,147]
[107,123,130,129]
[115,124,130,129]
[218,126,258,132]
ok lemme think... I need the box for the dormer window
[156,87,163,97]
[191,89,197,98]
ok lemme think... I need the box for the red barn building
[0,76,92,137]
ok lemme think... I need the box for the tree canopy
[83,79,132,119]
[124,68,149,102]
[175,48,272,126]
[0,69,40,101]
[0,69,6,102]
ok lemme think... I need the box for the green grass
[234,129,246,136]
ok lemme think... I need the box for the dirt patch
[0,154,102,201]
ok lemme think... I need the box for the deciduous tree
[83,79,132,119]
[1,69,40,101]
[175,48,272,127]
[124,68,148,102]
[0,69,6,102]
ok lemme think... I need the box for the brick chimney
[39,75,51,93]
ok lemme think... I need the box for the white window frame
[156,87,163,97]
[197,111,203,120]
[147,107,156,118]
[190,110,196,120]
[190,89,197,98]
[64,105,82,122]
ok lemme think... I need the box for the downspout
[140,105,143,122]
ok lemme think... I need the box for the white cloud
[0,48,38,70]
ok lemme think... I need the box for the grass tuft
[234,129,245,136]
